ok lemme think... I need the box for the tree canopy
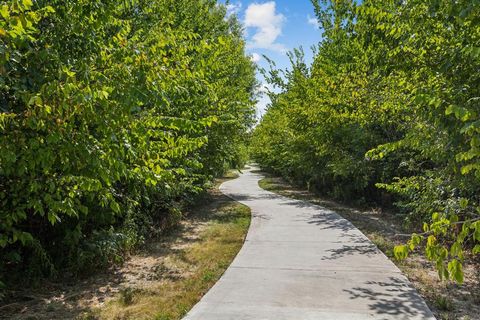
[0,0,256,288]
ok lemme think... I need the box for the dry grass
[258,175,480,320]
[93,201,250,320]
[220,170,240,181]
[1,171,250,320]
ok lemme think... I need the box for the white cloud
[259,82,274,94]
[226,2,242,17]
[307,14,320,29]
[250,52,262,63]
[255,82,276,117]
[256,94,271,117]
[245,2,286,52]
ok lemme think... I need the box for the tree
[252,0,480,283]
[0,0,256,288]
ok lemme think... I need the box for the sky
[222,1,323,117]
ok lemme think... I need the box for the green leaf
[0,5,9,19]
[110,200,121,214]
[447,259,464,284]
[28,95,43,106]
[450,242,461,257]
[394,245,409,260]
[47,212,61,225]
[423,222,429,232]
[473,245,480,255]
[22,0,33,9]
[62,66,76,77]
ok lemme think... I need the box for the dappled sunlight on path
[183,167,435,320]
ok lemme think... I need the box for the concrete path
[184,167,436,320]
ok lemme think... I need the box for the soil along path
[183,167,436,320]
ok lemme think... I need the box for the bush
[0,0,255,287]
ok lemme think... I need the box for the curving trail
[183,167,436,320]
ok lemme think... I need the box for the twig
[0,302,20,311]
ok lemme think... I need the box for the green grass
[258,177,285,193]
[221,170,240,180]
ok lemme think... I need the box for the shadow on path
[344,277,435,319]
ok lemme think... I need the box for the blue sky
[223,1,322,117]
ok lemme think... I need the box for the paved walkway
[184,167,436,320]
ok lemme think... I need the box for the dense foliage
[0,0,256,288]
[252,0,480,283]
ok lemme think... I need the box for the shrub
[0,0,255,287]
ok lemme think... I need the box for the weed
[119,287,137,306]
[435,295,455,311]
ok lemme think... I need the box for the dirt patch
[1,173,250,320]
[259,175,480,320]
